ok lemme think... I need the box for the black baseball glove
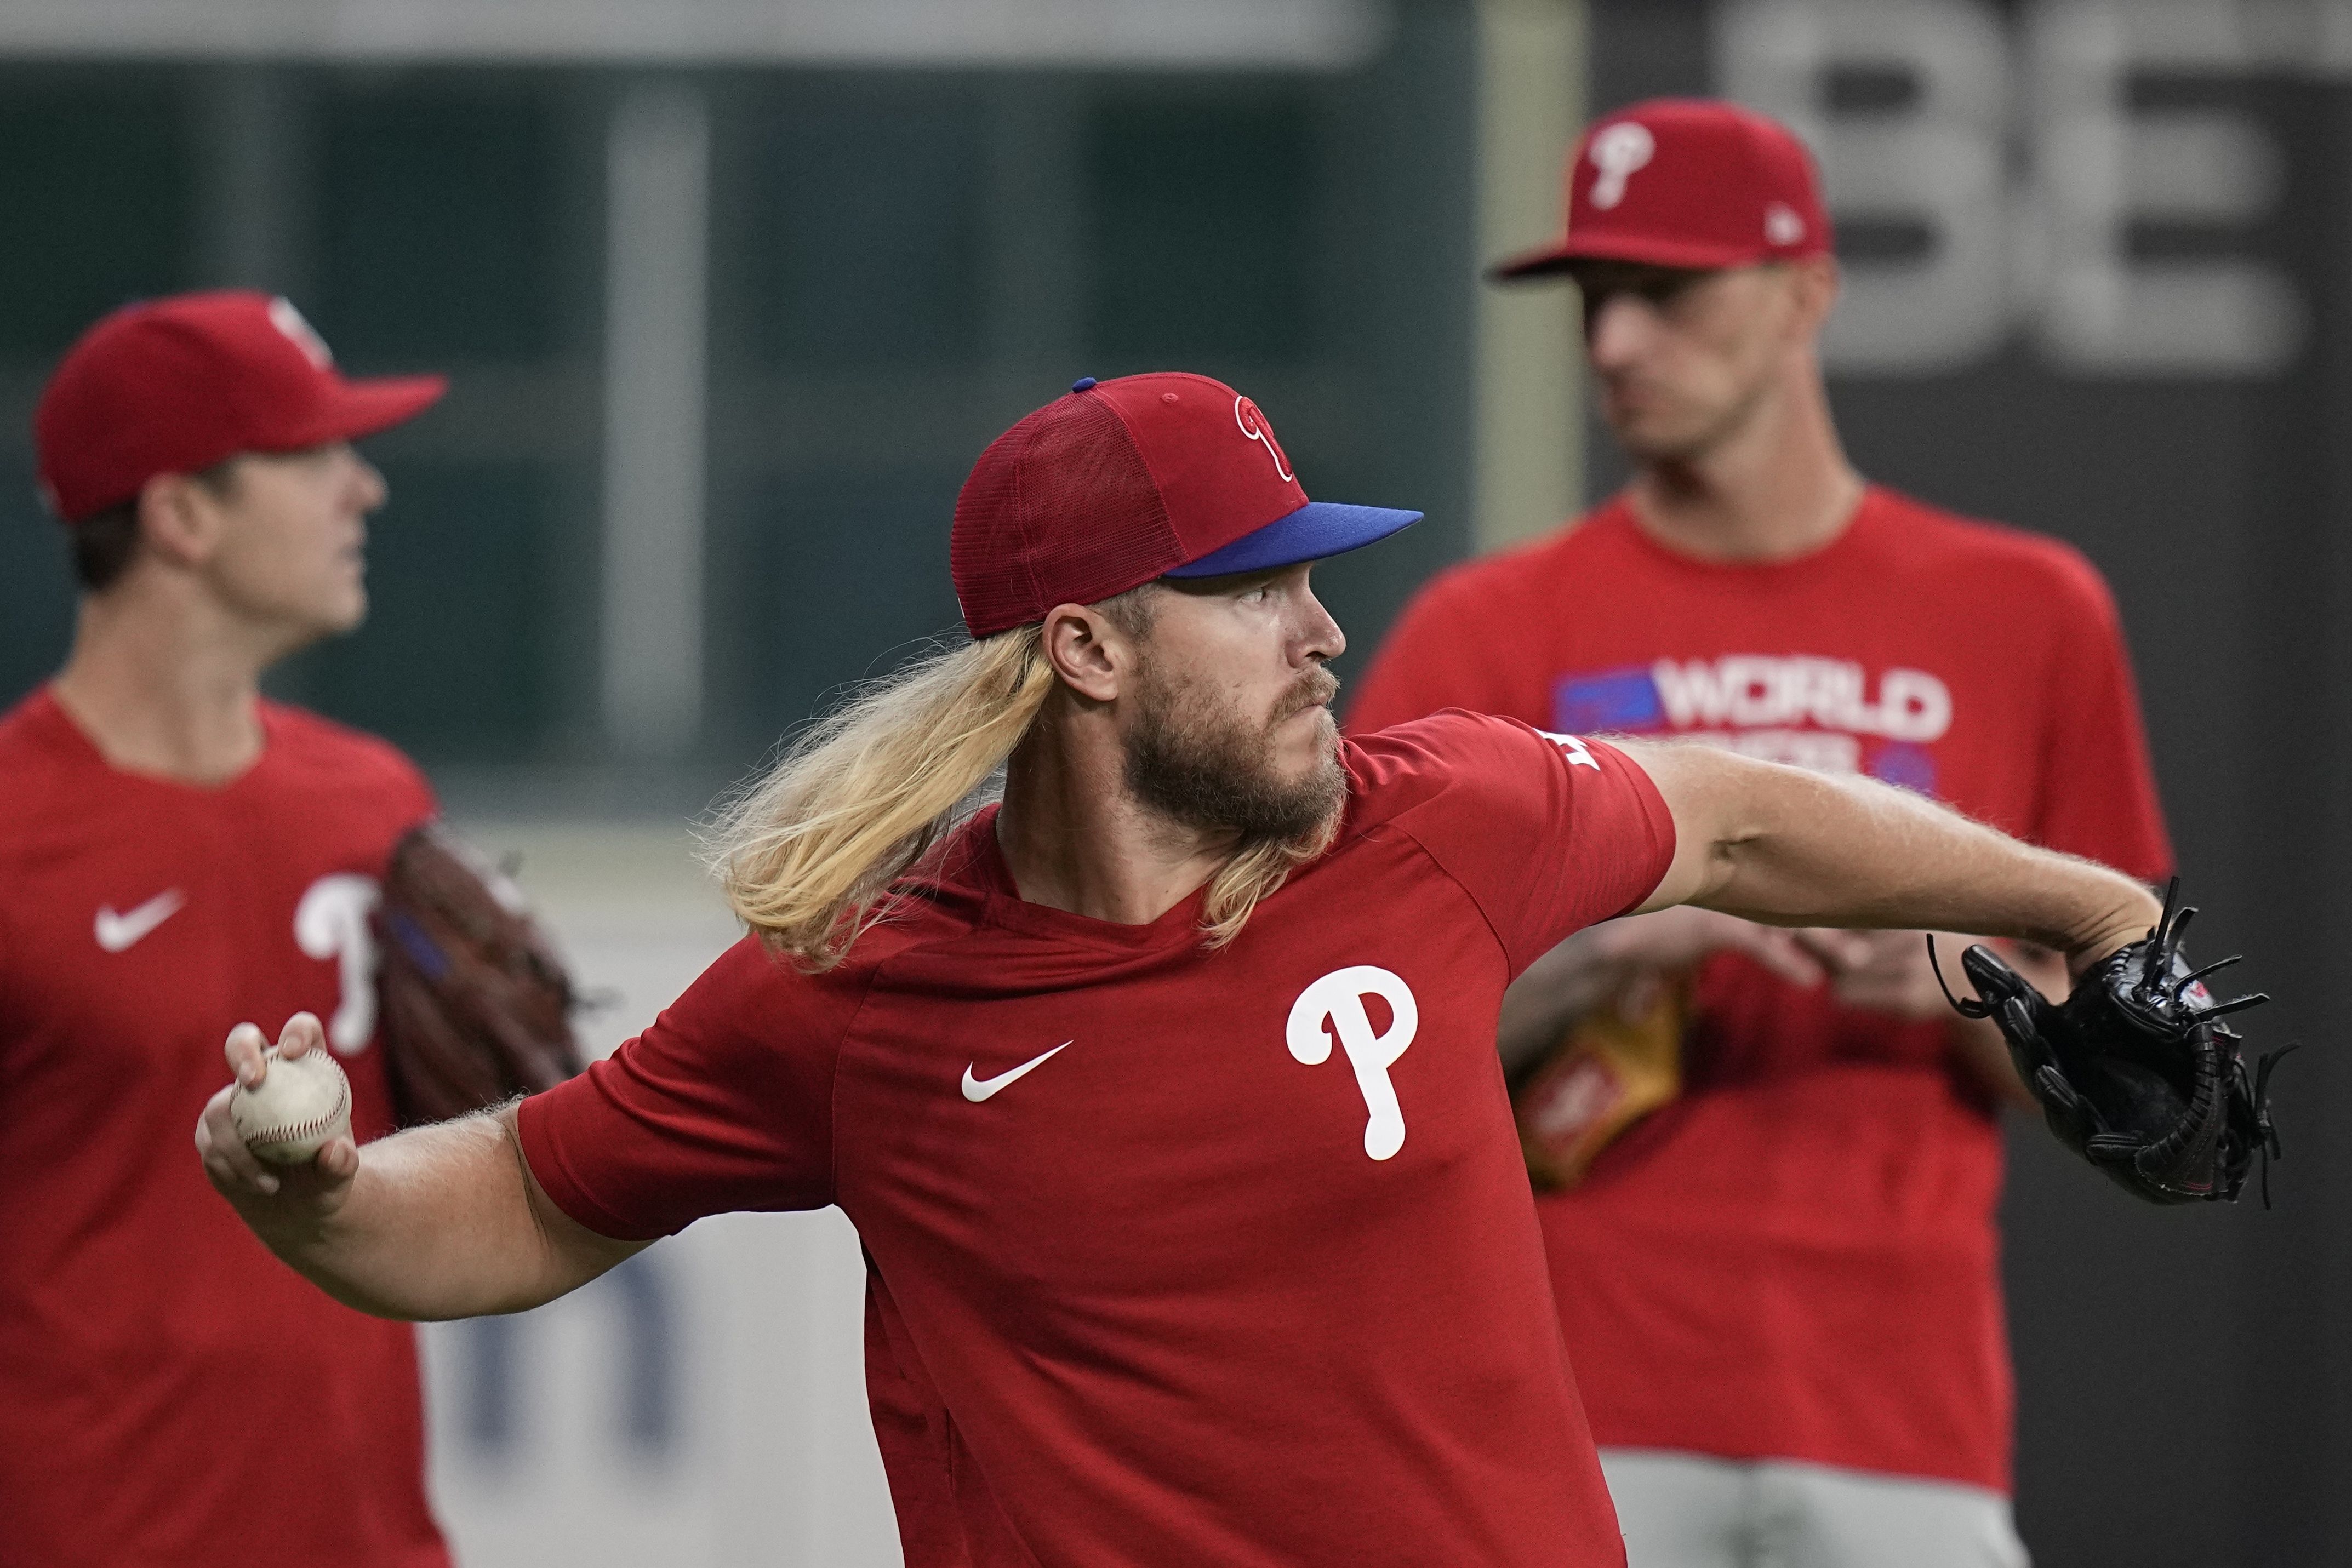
[1933,881,2289,1205]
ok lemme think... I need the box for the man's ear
[133,472,223,571]
[1788,254,1841,340]
[1038,602,1129,704]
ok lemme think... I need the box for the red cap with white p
[34,290,446,523]
[951,373,1419,638]
[1492,98,1833,278]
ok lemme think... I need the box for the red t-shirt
[1346,489,2172,1495]
[0,688,449,1568]
[520,713,1675,1567]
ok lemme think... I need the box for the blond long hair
[711,623,1334,969]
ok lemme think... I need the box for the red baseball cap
[951,373,1419,638]
[35,290,447,523]
[1492,98,1832,278]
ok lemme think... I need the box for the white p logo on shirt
[1287,966,1419,1161]
[295,873,381,1054]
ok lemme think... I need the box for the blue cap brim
[1162,500,1422,579]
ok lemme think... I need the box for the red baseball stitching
[244,1061,351,1150]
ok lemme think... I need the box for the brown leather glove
[373,821,586,1126]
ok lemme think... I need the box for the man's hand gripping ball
[1934,880,2290,1205]
[196,1013,361,1226]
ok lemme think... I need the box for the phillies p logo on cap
[1232,396,1295,483]
[949,373,1419,637]
[267,296,336,370]
[1588,121,1656,211]
[33,290,447,524]
[1491,97,1834,279]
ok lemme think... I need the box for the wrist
[2062,885,2166,975]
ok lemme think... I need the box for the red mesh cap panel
[951,372,1314,637]
[952,388,1184,637]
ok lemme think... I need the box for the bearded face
[1121,655,1346,845]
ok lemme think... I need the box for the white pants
[1601,1449,2030,1568]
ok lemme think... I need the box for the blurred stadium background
[1,1,2347,1563]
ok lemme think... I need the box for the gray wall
[1594,2,2345,1562]
[0,8,1478,798]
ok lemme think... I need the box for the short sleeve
[395,755,439,826]
[2030,559,2173,881]
[0,899,21,1031]
[516,936,862,1240]
[1352,712,1676,976]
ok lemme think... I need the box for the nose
[346,449,389,512]
[1584,291,1658,371]
[1297,579,1345,665]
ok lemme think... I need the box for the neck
[1628,356,1865,563]
[50,574,282,785]
[994,703,1235,926]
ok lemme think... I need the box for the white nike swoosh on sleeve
[961,1042,1072,1103]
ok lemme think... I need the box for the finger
[276,1012,325,1060]
[1831,972,1947,1021]
[224,1021,270,1087]
[313,1136,362,1183]
[1734,930,1828,988]
[1792,928,1876,970]
[1830,972,1900,1006]
[196,1088,278,1195]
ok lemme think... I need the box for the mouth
[1271,669,1341,728]
[1602,379,1654,410]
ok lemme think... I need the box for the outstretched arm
[1620,739,2162,967]
[196,1012,646,1321]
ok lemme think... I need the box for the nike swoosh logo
[95,888,187,953]
[961,1042,1072,1103]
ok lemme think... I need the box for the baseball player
[1349,100,2172,1565]
[198,372,2170,1568]
[0,293,451,1568]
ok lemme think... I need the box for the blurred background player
[0,291,450,1568]
[1349,100,2171,1568]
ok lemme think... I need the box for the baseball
[228,1045,353,1165]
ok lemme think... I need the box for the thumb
[1733,927,1828,988]
[313,1136,362,1184]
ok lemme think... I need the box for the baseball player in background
[0,293,450,1568]
[198,371,2168,1568]
[1350,100,2171,1567]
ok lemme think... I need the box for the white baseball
[229,1046,353,1165]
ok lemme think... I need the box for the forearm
[237,1107,637,1321]
[1629,742,2161,963]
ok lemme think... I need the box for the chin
[1285,705,1338,746]
[1274,716,1339,775]
[320,588,369,636]
[1605,412,1694,461]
